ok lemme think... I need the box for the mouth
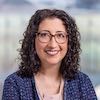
[45,50,60,56]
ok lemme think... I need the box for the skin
[35,17,68,94]
[35,18,68,69]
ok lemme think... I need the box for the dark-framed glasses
[36,31,68,44]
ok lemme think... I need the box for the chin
[46,59,61,65]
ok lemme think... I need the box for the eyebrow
[38,30,66,33]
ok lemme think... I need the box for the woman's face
[35,18,68,66]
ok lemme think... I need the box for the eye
[39,32,49,37]
[56,33,65,38]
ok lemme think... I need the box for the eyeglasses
[36,31,68,44]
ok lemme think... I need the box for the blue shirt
[2,71,97,100]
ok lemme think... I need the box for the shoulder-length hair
[17,9,81,79]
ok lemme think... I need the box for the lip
[45,50,60,56]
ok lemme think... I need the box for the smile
[45,50,60,56]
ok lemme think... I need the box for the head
[18,9,81,79]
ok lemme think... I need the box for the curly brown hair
[17,9,81,79]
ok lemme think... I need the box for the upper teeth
[46,50,59,55]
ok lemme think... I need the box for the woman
[2,9,97,100]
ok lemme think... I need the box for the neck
[39,64,61,80]
[35,64,62,95]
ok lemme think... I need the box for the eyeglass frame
[36,31,69,44]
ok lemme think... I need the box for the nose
[47,36,58,48]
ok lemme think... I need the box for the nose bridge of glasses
[50,34,55,38]
[47,34,57,45]
[49,34,57,42]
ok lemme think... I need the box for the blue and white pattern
[2,71,97,100]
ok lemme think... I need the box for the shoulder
[64,71,97,99]
[5,72,24,83]
[72,71,94,87]
[5,72,22,81]
[74,70,92,84]
[74,71,97,99]
[2,73,37,99]
[74,71,90,81]
[4,72,33,87]
[65,71,96,93]
[65,71,91,83]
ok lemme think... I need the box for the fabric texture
[2,71,97,100]
[35,76,64,100]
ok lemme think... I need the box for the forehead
[39,17,64,25]
[38,17,66,31]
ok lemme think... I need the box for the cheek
[63,46,68,54]
[65,40,68,52]
[35,39,45,57]
[35,40,41,54]
[62,43,68,55]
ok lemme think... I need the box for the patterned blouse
[2,71,97,100]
